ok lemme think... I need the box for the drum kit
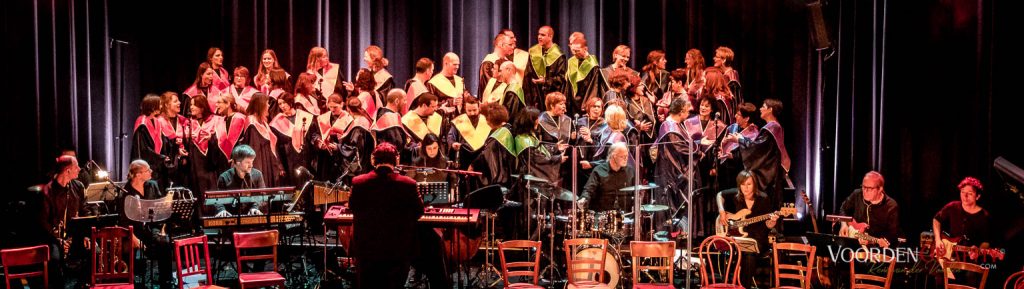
[513,174,672,288]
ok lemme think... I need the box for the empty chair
[630,241,676,289]
[944,261,989,289]
[91,226,135,289]
[848,250,896,289]
[1,244,50,289]
[771,242,815,289]
[563,238,612,289]
[698,235,745,289]
[233,230,285,289]
[497,240,543,289]
[174,235,227,289]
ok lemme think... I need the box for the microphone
[572,113,580,140]
[295,166,314,178]
[713,112,720,122]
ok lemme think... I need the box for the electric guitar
[844,220,892,248]
[716,203,796,237]
[935,235,1005,279]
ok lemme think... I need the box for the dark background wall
[3,0,1022,277]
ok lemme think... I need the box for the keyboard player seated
[214,145,268,217]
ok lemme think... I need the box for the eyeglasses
[861,185,880,191]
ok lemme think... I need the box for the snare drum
[595,210,625,236]
[556,210,597,238]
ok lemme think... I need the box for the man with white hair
[579,142,635,211]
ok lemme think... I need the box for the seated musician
[33,155,88,288]
[348,142,427,289]
[579,142,634,211]
[119,159,175,288]
[716,170,778,288]
[839,171,900,248]
[406,133,452,183]
[933,176,991,250]
[214,144,267,217]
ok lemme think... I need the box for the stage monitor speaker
[807,1,832,50]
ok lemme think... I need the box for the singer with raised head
[348,142,424,289]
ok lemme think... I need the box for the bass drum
[569,248,620,288]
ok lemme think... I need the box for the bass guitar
[715,203,796,237]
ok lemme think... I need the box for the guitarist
[717,170,779,288]
[839,171,901,248]
[932,176,991,251]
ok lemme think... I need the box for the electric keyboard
[202,213,304,228]
[323,205,480,226]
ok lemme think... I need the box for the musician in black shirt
[933,176,991,248]
[839,171,900,248]
[214,144,266,216]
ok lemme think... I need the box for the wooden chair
[497,240,543,289]
[772,242,815,289]
[1005,267,1024,289]
[174,235,227,289]
[563,238,612,289]
[91,226,135,289]
[630,241,676,289]
[849,250,896,289]
[233,230,285,289]
[944,261,989,289]
[698,235,744,289]
[1,244,49,289]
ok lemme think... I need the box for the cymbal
[512,174,550,183]
[555,190,578,201]
[620,183,659,191]
[641,204,670,212]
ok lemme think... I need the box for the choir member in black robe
[427,53,472,117]
[493,61,528,120]
[538,92,573,188]
[447,96,491,194]
[725,99,790,208]
[373,89,409,149]
[524,26,567,109]
[353,68,382,120]
[654,98,701,234]
[712,46,743,105]
[402,93,448,163]
[404,58,433,115]
[207,47,230,91]
[574,97,606,192]
[185,95,228,195]
[269,92,317,186]
[657,69,689,118]
[183,62,224,112]
[239,92,284,187]
[479,33,515,97]
[339,96,376,176]
[295,72,323,116]
[158,91,189,188]
[470,104,515,190]
[695,97,729,192]
[562,32,607,116]
[704,67,736,124]
[229,66,260,112]
[600,45,638,90]
[624,76,658,182]
[306,46,352,100]
[364,45,395,99]
[589,104,638,163]
[641,50,670,103]
[514,107,565,194]
[714,102,759,191]
[214,93,249,178]
[313,94,351,182]
[132,94,171,189]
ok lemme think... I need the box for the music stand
[733,236,760,253]
[805,232,861,258]
[417,182,450,205]
[124,192,175,224]
[170,197,196,222]
[85,182,122,202]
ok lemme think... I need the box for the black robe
[339,120,376,177]
[653,117,701,234]
[562,55,607,116]
[641,69,671,102]
[736,121,790,208]
[270,112,317,187]
[538,111,571,188]
[714,123,760,190]
[239,120,283,187]
[186,117,229,195]
[471,126,517,189]
[372,109,408,150]
[131,116,169,188]
[523,44,567,109]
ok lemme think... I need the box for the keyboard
[202,213,304,228]
[324,206,479,226]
